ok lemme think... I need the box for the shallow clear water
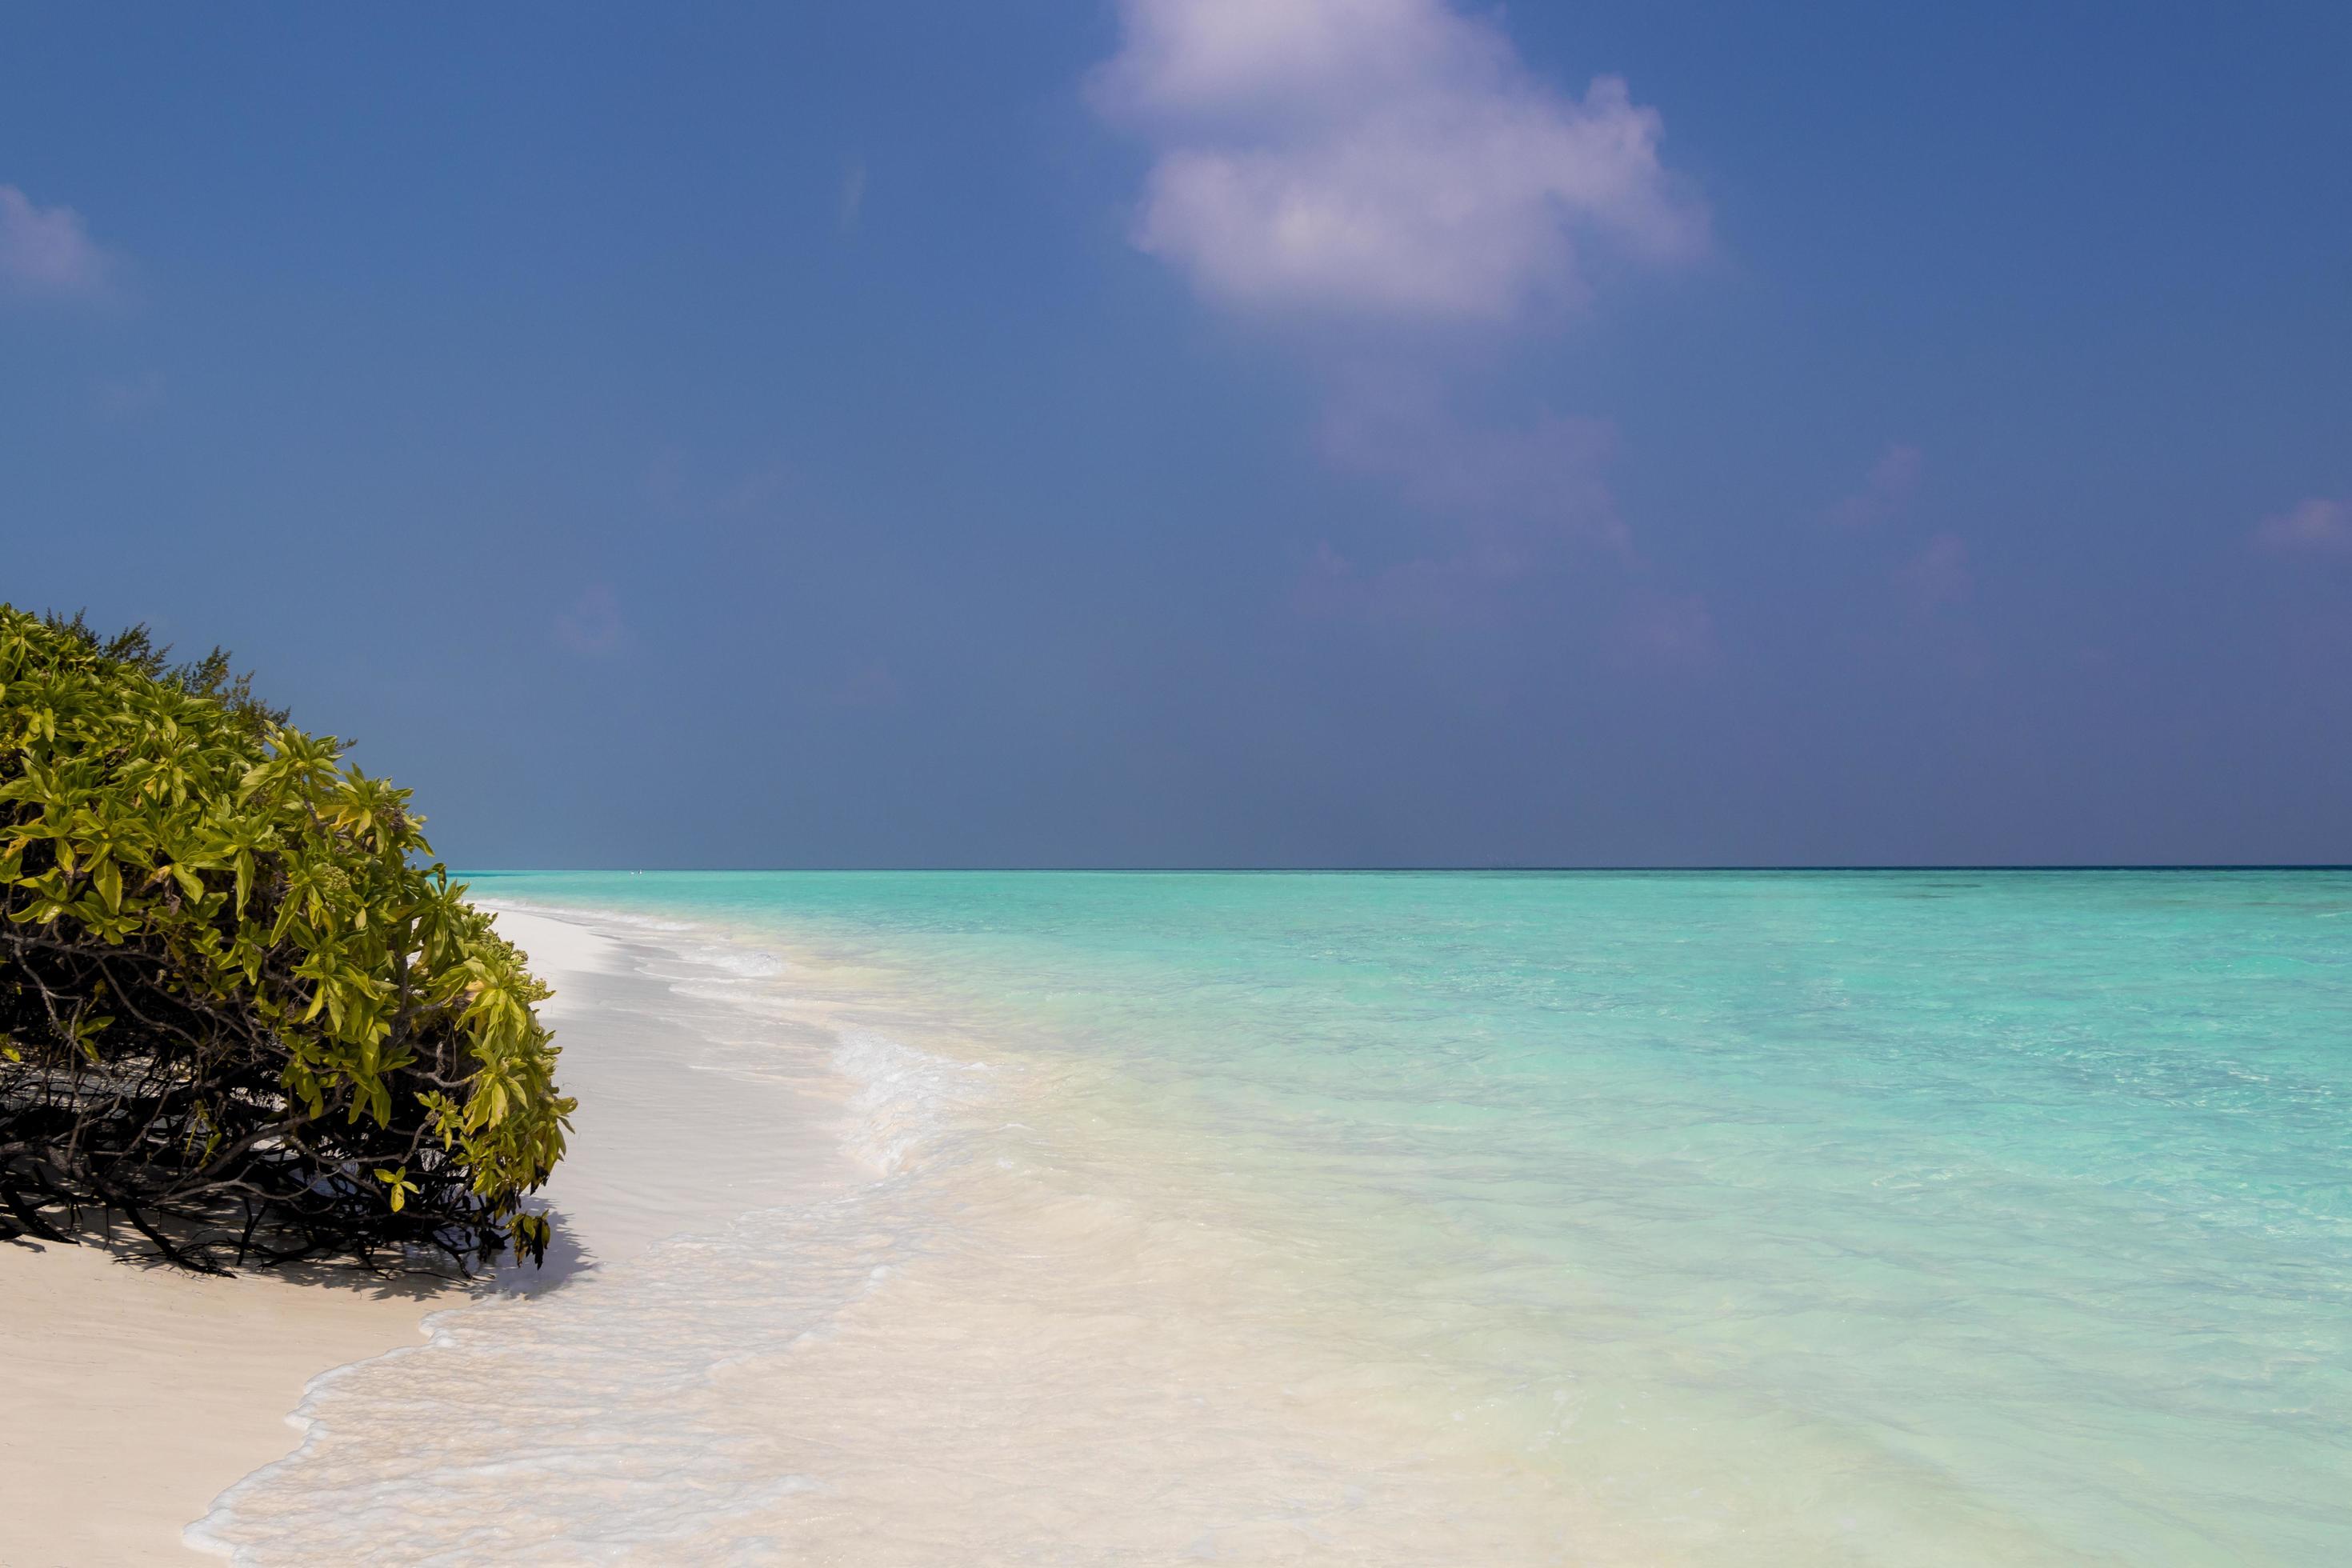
[197,871,2352,1562]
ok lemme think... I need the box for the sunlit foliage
[0,606,571,1272]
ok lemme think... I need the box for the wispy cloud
[1826,442,1922,529]
[1317,380,1627,554]
[1897,531,1971,610]
[2252,496,2351,557]
[1614,590,1715,670]
[0,184,115,300]
[1300,380,1630,624]
[1297,540,1507,626]
[1089,0,1705,322]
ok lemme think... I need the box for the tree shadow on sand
[6,1198,601,1305]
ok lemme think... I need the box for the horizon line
[453,863,2352,875]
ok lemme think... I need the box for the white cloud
[2253,497,2351,556]
[0,184,113,298]
[1090,0,1705,321]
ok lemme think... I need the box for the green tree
[0,606,571,1272]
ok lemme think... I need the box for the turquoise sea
[201,870,2352,1563]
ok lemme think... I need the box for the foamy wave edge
[184,894,999,1560]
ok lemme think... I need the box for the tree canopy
[0,606,570,1272]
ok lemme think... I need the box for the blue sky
[6,2,2348,866]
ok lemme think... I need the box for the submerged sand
[0,909,621,1565]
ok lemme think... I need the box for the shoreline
[0,909,636,1565]
[0,1237,460,1565]
[199,888,1646,1563]
[174,902,874,1560]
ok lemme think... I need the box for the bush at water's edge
[0,605,570,1273]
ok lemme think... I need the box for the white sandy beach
[0,910,654,1565]
[0,1242,454,1566]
